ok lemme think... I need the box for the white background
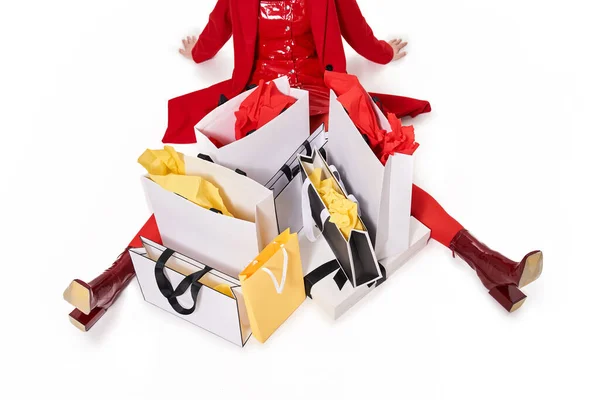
[1,0,599,399]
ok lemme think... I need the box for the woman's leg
[411,185,543,312]
[64,215,161,331]
[411,184,463,247]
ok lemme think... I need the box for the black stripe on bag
[280,164,293,181]
[235,168,247,176]
[197,153,214,163]
[245,83,258,91]
[246,129,256,136]
[154,248,213,315]
[218,94,228,106]
[318,147,327,162]
[348,231,381,287]
[302,140,311,156]
[291,164,300,179]
[368,263,387,288]
[303,260,341,298]
[209,208,223,215]
[333,269,348,290]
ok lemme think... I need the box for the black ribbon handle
[304,261,387,298]
[154,248,213,315]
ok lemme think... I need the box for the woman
[63,0,542,331]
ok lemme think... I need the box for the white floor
[1,1,598,399]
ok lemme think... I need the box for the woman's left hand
[388,39,408,61]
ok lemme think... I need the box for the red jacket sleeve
[335,0,394,64]
[192,0,232,64]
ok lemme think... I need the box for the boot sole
[510,298,526,313]
[518,251,543,288]
[63,280,92,315]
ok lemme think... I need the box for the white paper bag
[141,155,279,278]
[298,150,383,288]
[189,77,310,186]
[327,89,414,260]
[130,237,252,347]
[264,124,328,233]
[301,218,431,319]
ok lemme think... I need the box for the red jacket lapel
[310,0,346,73]
[309,0,327,62]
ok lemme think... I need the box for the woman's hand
[388,39,408,61]
[179,36,198,60]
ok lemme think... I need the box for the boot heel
[489,284,527,313]
[69,307,106,332]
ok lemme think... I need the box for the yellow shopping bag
[239,229,305,343]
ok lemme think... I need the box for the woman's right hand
[179,36,198,60]
[388,38,408,61]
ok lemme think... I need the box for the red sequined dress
[249,0,330,116]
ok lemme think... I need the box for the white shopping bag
[300,218,431,319]
[189,77,310,186]
[326,89,414,260]
[130,237,252,347]
[298,150,383,288]
[264,123,328,233]
[141,155,279,278]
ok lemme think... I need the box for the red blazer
[163,0,430,143]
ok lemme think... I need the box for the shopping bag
[130,237,252,347]
[327,89,414,260]
[188,77,310,186]
[299,150,383,288]
[239,229,305,343]
[141,154,278,278]
[264,123,328,233]
[299,217,431,319]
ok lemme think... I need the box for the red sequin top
[249,0,329,116]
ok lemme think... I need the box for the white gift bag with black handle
[326,89,414,260]
[179,77,310,186]
[141,155,279,279]
[130,237,252,347]
[264,123,328,233]
[298,149,383,288]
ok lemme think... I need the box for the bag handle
[256,243,289,294]
[301,178,329,242]
[154,248,213,315]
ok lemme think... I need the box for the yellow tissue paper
[138,146,185,175]
[308,168,364,239]
[138,146,233,217]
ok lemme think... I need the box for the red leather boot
[449,230,543,312]
[63,215,160,331]
[63,248,135,331]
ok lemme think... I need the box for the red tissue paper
[324,71,419,165]
[234,80,297,140]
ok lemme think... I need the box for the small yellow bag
[239,229,305,343]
